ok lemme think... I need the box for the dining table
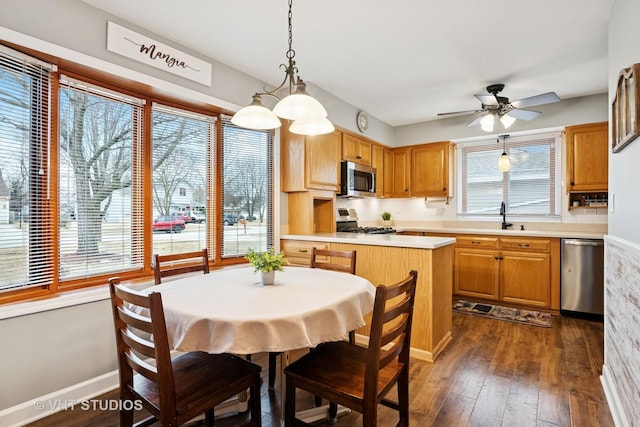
[145,264,376,423]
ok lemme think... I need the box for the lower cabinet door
[500,251,551,307]
[454,248,500,300]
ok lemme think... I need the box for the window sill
[0,280,154,321]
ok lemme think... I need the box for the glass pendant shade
[289,117,335,136]
[231,95,282,130]
[480,114,495,132]
[272,81,328,121]
[498,152,511,172]
[500,113,516,129]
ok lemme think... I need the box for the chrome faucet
[500,201,513,230]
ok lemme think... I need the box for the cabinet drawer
[281,240,328,266]
[456,236,499,248]
[500,238,550,252]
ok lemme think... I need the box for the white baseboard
[0,350,248,427]
[0,370,119,427]
[601,364,630,427]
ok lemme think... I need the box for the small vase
[259,270,275,285]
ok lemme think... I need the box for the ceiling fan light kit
[231,0,334,136]
[439,83,560,132]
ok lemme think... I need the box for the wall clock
[356,111,369,132]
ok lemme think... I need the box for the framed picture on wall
[612,63,640,153]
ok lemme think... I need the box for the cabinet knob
[356,155,361,159]
[570,181,575,186]
[443,187,446,191]
[494,256,500,260]
[298,249,308,253]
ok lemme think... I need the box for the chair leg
[397,367,410,426]
[284,377,297,426]
[205,408,215,427]
[328,402,338,424]
[250,377,262,426]
[268,352,278,389]
[348,330,356,344]
[314,395,323,407]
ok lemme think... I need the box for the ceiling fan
[438,84,560,132]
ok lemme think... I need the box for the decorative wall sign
[612,63,640,153]
[106,21,212,86]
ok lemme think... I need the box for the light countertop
[394,226,605,239]
[280,233,456,250]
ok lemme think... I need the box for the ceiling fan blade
[510,92,560,109]
[437,109,479,117]
[474,94,499,106]
[505,109,542,121]
[466,112,489,128]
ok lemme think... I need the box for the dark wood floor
[26,312,613,427]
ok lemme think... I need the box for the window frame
[456,130,562,222]
[0,45,276,304]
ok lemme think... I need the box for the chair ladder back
[310,247,357,274]
[154,249,210,285]
[366,270,418,382]
[109,278,177,413]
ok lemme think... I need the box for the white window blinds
[459,132,560,218]
[58,76,145,278]
[0,48,54,291]
[220,115,274,258]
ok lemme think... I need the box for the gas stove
[336,219,396,234]
[343,226,397,234]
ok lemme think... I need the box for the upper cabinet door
[305,131,341,191]
[566,122,608,192]
[342,133,372,166]
[411,141,453,197]
[281,126,341,192]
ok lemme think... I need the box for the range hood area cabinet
[565,122,609,209]
[342,133,372,166]
[281,126,341,193]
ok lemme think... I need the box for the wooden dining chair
[266,248,358,390]
[109,277,262,427]
[153,248,209,285]
[284,270,418,427]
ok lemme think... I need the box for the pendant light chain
[285,0,297,92]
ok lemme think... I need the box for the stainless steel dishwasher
[560,238,604,316]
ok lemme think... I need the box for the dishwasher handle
[562,239,604,247]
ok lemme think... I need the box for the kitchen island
[280,232,456,362]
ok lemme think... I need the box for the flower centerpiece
[245,247,289,285]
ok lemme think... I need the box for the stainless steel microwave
[338,161,376,197]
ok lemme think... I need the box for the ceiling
[80,0,613,127]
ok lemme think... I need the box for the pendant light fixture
[498,134,510,172]
[231,0,334,136]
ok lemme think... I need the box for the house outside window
[458,132,561,220]
[0,46,275,303]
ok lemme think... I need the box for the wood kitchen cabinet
[455,248,500,300]
[566,122,609,192]
[411,141,453,197]
[454,235,555,309]
[281,126,341,192]
[383,147,412,197]
[371,144,384,197]
[342,133,372,166]
[280,240,328,266]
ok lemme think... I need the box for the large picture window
[0,46,275,303]
[459,133,560,219]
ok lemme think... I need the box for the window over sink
[457,131,561,220]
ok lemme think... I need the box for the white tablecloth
[148,266,376,354]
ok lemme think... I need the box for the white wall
[600,0,640,425]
